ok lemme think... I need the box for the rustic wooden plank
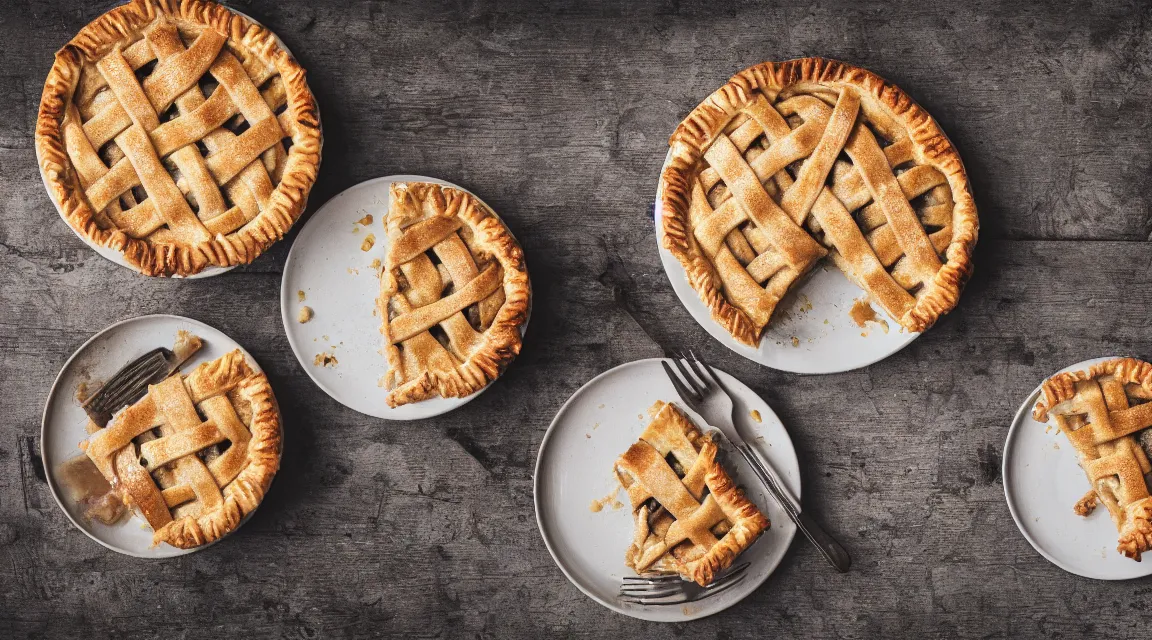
[4,0,1152,638]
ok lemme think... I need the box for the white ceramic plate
[534,358,800,622]
[35,9,311,279]
[41,314,275,558]
[280,175,528,421]
[1003,355,1152,580]
[654,152,919,374]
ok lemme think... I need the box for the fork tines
[618,562,750,605]
[82,348,172,423]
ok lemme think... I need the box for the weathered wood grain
[3,0,1152,638]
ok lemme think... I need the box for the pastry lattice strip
[81,350,278,548]
[61,19,293,245]
[689,87,954,329]
[381,184,512,405]
[1034,359,1152,559]
[615,401,768,586]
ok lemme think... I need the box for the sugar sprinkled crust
[36,0,322,276]
[660,57,978,345]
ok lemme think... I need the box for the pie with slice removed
[660,58,978,345]
[378,182,530,407]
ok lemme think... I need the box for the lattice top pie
[660,58,978,345]
[1033,358,1152,560]
[36,0,321,277]
[81,349,281,548]
[378,182,530,407]
[615,401,769,586]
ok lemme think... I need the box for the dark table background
[3,0,1152,637]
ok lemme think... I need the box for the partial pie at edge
[659,57,979,346]
[1033,358,1152,561]
[36,0,322,277]
[614,401,769,586]
[1032,356,1152,561]
[378,182,530,408]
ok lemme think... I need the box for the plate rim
[652,149,920,374]
[39,313,273,558]
[532,357,800,622]
[279,174,529,421]
[1001,354,1152,580]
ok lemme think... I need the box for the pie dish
[660,58,978,346]
[378,182,530,407]
[614,401,769,585]
[1033,358,1152,560]
[36,0,322,277]
[80,348,281,548]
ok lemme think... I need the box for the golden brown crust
[1033,357,1152,421]
[615,401,768,586]
[380,183,530,407]
[688,440,770,586]
[660,57,978,345]
[35,0,321,277]
[83,349,281,549]
[1032,357,1152,560]
[154,354,281,548]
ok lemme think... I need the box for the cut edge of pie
[81,349,282,549]
[659,57,978,346]
[614,401,769,586]
[378,182,531,408]
[35,0,322,277]
[1033,357,1152,560]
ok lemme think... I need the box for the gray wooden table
[3,0,1151,637]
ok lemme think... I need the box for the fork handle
[732,443,851,573]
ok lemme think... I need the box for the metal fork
[80,348,176,426]
[661,352,851,573]
[618,562,750,605]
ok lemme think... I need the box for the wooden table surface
[3,0,1152,637]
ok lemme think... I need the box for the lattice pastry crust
[82,350,281,548]
[36,0,322,276]
[615,401,769,586]
[1033,358,1152,560]
[660,58,978,345]
[378,182,530,407]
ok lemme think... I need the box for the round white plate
[41,314,276,557]
[35,9,311,279]
[1003,355,1152,580]
[654,153,919,374]
[534,358,800,622]
[280,175,528,421]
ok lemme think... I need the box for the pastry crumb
[361,234,376,252]
[298,306,313,323]
[589,486,624,513]
[1074,490,1098,516]
[297,290,306,302]
[849,297,877,328]
[357,213,373,226]
[749,410,762,423]
[313,352,338,368]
